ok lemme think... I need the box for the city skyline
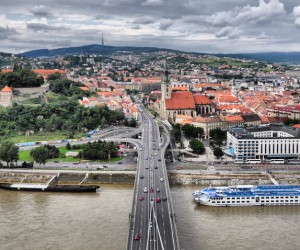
[1,0,300,54]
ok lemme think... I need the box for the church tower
[160,60,172,119]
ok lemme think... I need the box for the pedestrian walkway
[264,171,279,185]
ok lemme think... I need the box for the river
[1,185,300,250]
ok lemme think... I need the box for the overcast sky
[1,0,300,54]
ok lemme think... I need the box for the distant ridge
[19,44,300,65]
[216,52,300,65]
[19,44,182,58]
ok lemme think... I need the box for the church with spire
[159,62,215,123]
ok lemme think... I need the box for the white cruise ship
[192,185,300,206]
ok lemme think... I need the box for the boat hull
[0,184,100,192]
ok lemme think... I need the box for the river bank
[1,170,300,186]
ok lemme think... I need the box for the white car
[160,178,164,182]
[144,187,148,193]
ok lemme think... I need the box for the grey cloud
[293,5,300,16]
[0,0,299,53]
[257,31,271,40]
[142,0,164,7]
[0,25,18,39]
[159,20,172,30]
[133,16,155,25]
[27,23,66,32]
[30,5,52,17]
[131,25,141,30]
[208,0,285,27]
[295,18,300,27]
[215,26,240,39]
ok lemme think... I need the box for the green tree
[172,123,182,143]
[43,145,59,159]
[0,141,19,167]
[189,139,205,154]
[30,146,49,165]
[47,72,62,81]
[213,147,224,159]
[209,128,226,141]
[129,118,137,127]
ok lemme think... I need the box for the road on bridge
[128,110,180,250]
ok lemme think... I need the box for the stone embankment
[1,170,300,186]
[168,171,300,186]
[0,171,136,186]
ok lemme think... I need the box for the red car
[156,197,161,203]
[134,234,141,240]
[139,196,144,201]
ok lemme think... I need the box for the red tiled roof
[1,69,13,73]
[193,95,211,105]
[293,124,300,129]
[130,105,138,112]
[259,115,270,124]
[224,115,244,123]
[79,86,90,91]
[166,92,195,110]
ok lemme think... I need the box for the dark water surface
[1,185,300,250]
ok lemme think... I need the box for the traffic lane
[134,126,151,249]
[155,176,174,249]
[133,167,150,247]
[154,169,166,249]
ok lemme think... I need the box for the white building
[227,125,300,160]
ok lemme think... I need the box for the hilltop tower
[102,32,104,46]
[160,60,172,119]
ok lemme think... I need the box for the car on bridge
[156,188,160,192]
[139,196,144,201]
[144,187,148,193]
[140,175,144,179]
[160,178,164,182]
[134,234,141,240]
[156,197,161,203]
